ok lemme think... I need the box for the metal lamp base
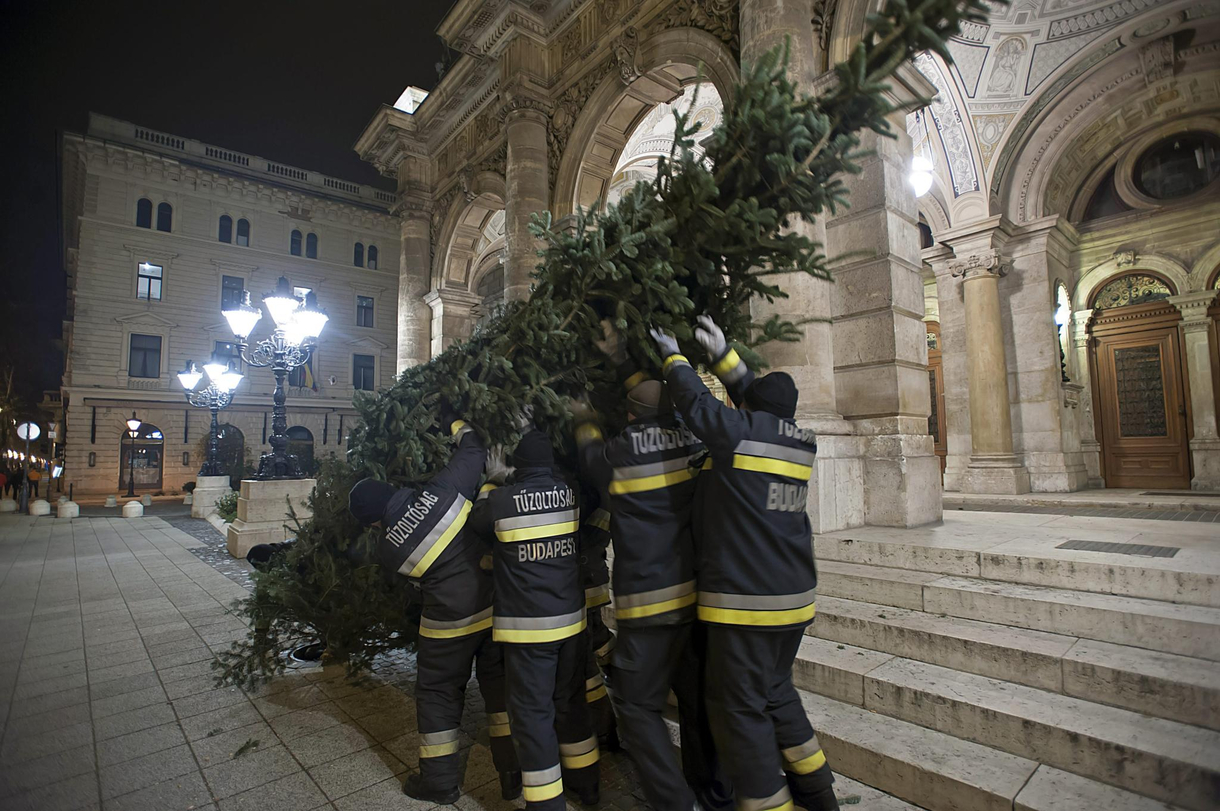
[256,451,303,480]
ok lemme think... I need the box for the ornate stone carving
[479,143,507,177]
[949,250,1010,281]
[1114,249,1138,267]
[430,186,461,261]
[1140,36,1176,85]
[914,53,980,197]
[810,0,838,54]
[547,63,615,187]
[650,0,738,54]
[611,26,641,84]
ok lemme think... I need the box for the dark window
[353,354,375,391]
[137,262,163,301]
[918,221,934,249]
[288,354,316,389]
[218,215,233,243]
[214,340,240,371]
[128,334,162,378]
[156,202,172,232]
[221,275,244,309]
[354,242,364,267]
[1083,167,1132,221]
[291,230,303,256]
[236,218,250,247]
[136,198,153,228]
[356,295,374,328]
[1136,131,1220,200]
[367,245,378,269]
[306,233,318,259]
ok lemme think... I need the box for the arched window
[120,421,165,492]
[367,245,378,269]
[1082,167,1131,221]
[156,202,173,232]
[236,218,250,247]
[306,233,318,259]
[1091,274,1174,310]
[353,242,364,267]
[290,230,303,256]
[215,424,247,486]
[1135,131,1220,199]
[218,215,233,243]
[286,426,316,473]
[136,198,153,228]
[1054,284,1071,382]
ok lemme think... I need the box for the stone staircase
[792,534,1220,811]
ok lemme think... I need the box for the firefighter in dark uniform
[652,318,840,811]
[579,485,618,746]
[470,429,600,809]
[348,418,521,805]
[573,342,728,811]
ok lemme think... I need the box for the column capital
[949,249,1010,282]
[1168,290,1219,326]
[502,77,552,124]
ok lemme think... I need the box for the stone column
[951,250,1030,494]
[927,246,972,491]
[1071,308,1104,486]
[424,288,483,357]
[1170,290,1220,490]
[503,95,550,303]
[397,205,433,371]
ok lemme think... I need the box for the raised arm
[429,420,487,500]
[696,315,755,406]
[651,328,747,454]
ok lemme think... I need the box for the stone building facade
[59,114,401,495]
[358,0,1220,527]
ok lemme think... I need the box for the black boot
[402,773,459,805]
[599,724,620,752]
[499,770,522,801]
[572,784,599,806]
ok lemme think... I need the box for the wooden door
[1091,304,1190,489]
[926,323,947,476]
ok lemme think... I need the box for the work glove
[593,319,628,366]
[694,315,727,360]
[649,327,680,359]
[484,445,513,486]
[567,397,596,423]
[513,405,533,431]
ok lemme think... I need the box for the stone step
[811,595,1220,728]
[815,560,944,610]
[923,575,1220,660]
[803,689,1194,811]
[858,657,1220,811]
[815,534,1220,607]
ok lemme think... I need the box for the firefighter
[348,417,521,805]
[470,429,600,809]
[651,318,840,811]
[572,328,729,811]
[578,484,619,749]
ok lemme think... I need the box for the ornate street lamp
[178,359,243,477]
[124,412,142,498]
[222,278,327,479]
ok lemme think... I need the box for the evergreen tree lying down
[215,0,993,689]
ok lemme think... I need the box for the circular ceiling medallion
[1133,17,1172,38]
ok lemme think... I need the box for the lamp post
[222,277,327,479]
[124,412,142,498]
[15,421,39,514]
[178,359,243,476]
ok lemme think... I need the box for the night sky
[0,0,453,407]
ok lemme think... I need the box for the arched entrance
[215,424,246,488]
[287,426,315,474]
[119,422,164,492]
[1087,273,1191,489]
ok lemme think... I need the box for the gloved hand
[593,319,628,366]
[484,445,513,485]
[649,327,680,358]
[694,315,727,360]
[568,397,595,423]
[513,405,533,431]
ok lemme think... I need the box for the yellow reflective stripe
[495,520,581,543]
[607,467,695,495]
[784,748,827,775]
[662,354,689,373]
[702,457,714,470]
[587,509,611,531]
[585,586,611,609]
[623,370,648,390]
[479,483,498,494]
[712,349,741,377]
[417,616,493,639]
[489,723,512,737]
[523,778,563,802]
[575,423,603,446]
[450,419,467,436]
[561,748,600,769]
[615,592,697,620]
[408,500,471,578]
[493,616,586,644]
[697,602,816,627]
[732,454,812,480]
[420,741,460,758]
[586,685,608,703]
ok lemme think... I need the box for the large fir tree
[216,0,993,689]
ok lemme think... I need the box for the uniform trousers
[611,621,730,811]
[416,629,519,792]
[504,634,600,810]
[705,626,838,811]
[584,608,616,741]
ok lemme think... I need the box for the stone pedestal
[104,495,117,507]
[140,494,152,507]
[191,475,232,519]
[1170,291,1220,491]
[29,499,51,516]
[183,492,193,506]
[0,498,15,513]
[58,501,79,519]
[122,501,144,518]
[226,478,315,559]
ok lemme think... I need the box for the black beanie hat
[745,372,798,419]
[512,429,554,469]
[349,478,397,526]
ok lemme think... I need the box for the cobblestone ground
[0,515,658,811]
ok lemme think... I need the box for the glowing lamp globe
[908,156,934,198]
[222,290,262,340]
[219,371,244,392]
[264,276,302,328]
[291,291,329,340]
[177,362,203,391]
